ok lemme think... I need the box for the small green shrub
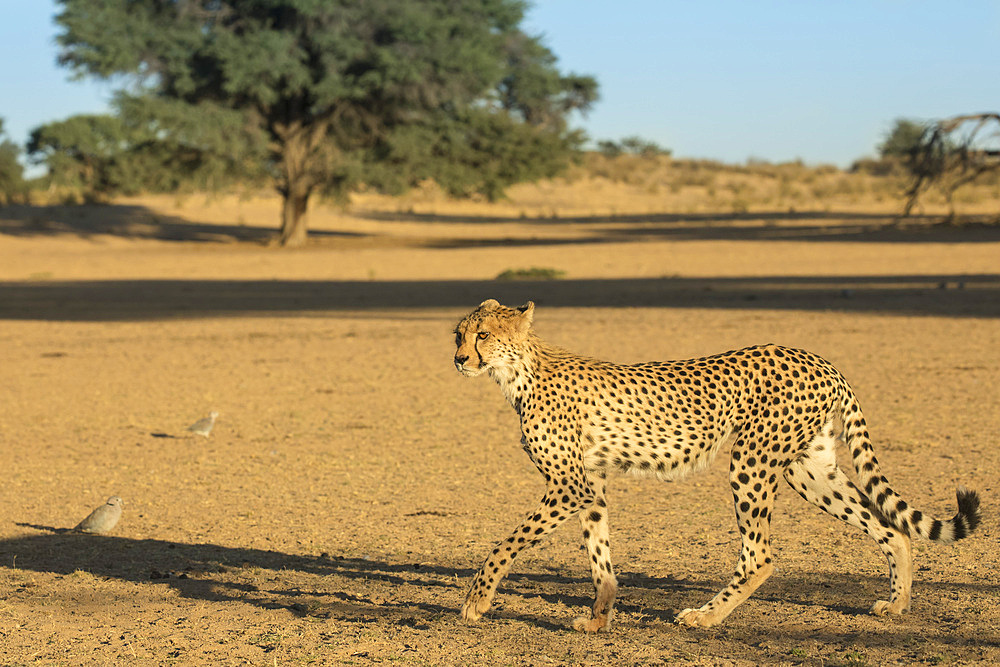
[495,267,566,281]
[842,650,869,667]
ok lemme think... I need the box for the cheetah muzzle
[452,299,981,631]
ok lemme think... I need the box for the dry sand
[1,195,998,665]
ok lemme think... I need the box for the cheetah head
[453,299,535,377]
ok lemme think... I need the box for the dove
[187,410,219,437]
[74,496,124,534]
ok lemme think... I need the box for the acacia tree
[901,113,1000,219]
[55,0,596,246]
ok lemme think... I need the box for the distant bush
[879,118,929,159]
[496,267,566,281]
[0,118,26,204]
[849,157,903,177]
[597,135,671,158]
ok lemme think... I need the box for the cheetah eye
[477,331,490,340]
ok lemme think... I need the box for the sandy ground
[1,197,999,665]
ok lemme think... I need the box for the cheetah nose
[455,354,470,366]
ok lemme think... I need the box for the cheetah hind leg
[676,442,780,628]
[783,423,912,616]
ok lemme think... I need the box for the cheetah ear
[514,301,535,331]
[478,298,500,311]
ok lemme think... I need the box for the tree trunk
[273,114,336,247]
[275,128,314,248]
[278,188,310,247]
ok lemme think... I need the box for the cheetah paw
[572,613,612,633]
[675,607,716,628]
[460,595,493,623]
[870,599,909,616]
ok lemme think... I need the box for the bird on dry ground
[187,411,219,437]
[74,496,124,534]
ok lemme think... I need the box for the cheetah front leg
[676,443,779,628]
[573,478,618,633]
[461,488,583,623]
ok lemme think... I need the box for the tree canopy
[55,0,597,245]
[28,114,137,196]
[878,118,928,160]
[28,102,269,199]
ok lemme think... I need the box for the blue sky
[2,1,997,167]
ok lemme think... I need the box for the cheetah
[452,299,980,631]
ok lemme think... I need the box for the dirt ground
[1,197,999,665]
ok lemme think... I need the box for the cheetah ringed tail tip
[842,397,981,543]
[910,485,981,543]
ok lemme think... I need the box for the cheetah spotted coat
[453,299,980,631]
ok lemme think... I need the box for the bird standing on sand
[75,496,124,534]
[187,411,219,437]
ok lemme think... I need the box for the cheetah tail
[841,395,981,543]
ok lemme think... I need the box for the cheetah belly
[582,423,734,482]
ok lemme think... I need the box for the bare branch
[901,113,1000,221]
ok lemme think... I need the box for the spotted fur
[453,299,981,630]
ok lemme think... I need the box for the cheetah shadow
[5,528,997,642]
[6,527,666,628]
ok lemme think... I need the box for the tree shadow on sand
[1,274,998,322]
[360,208,1000,246]
[3,202,998,247]
[0,203,364,244]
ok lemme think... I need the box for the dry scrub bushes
[556,153,1000,216]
